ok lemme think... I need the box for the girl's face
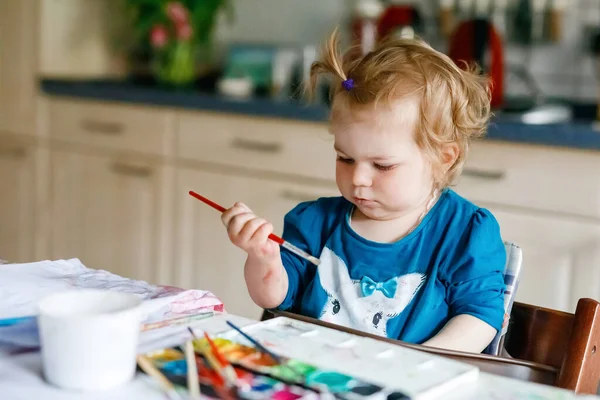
[330,97,436,221]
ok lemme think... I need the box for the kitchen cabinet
[454,140,600,312]
[49,147,167,284]
[0,134,37,263]
[177,111,336,182]
[486,205,600,312]
[174,167,338,320]
[0,0,38,135]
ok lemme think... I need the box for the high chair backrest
[505,298,600,394]
[483,241,523,356]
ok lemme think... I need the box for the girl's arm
[421,314,497,353]
[243,254,289,309]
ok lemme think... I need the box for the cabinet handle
[0,146,27,158]
[462,168,506,181]
[279,189,321,203]
[110,162,153,178]
[81,119,124,136]
[231,138,282,153]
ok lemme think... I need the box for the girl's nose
[352,163,372,187]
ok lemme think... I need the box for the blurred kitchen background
[2,0,600,320]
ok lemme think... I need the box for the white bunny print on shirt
[317,246,426,337]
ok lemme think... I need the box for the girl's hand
[221,202,280,262]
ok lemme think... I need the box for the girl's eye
[374,163,397,171]
[336,156,354,164]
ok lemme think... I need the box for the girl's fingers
[226,212,256,239]
[221,202,249,228]
[238,217,268,243]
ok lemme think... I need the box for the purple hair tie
[342,78,354,91]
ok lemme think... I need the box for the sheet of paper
[0,258,224,355]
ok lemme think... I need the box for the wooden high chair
[504,298,600,394]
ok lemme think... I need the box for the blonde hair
[308,29,492,187]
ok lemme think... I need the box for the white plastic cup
[38,289,142,391]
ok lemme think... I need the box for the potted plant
[124,0,233,86]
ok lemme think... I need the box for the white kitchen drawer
[47,99,170,156]
[176,111,337,181]
[454,141,600,219]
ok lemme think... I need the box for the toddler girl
[221,32,506,353]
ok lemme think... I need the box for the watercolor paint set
[142,334,408,399]
[217,317,479,399]
[139,316,479,399]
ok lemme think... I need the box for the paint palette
[143,336,410,399]
[216,317,480,400]
[140,317,479,399]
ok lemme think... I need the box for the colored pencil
[188,190,320,266]
[136,355,183,400]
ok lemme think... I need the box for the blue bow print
[360,276,397,298]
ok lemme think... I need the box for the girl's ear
[432,143,460,187]
[441,143,460,172]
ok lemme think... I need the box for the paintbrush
[225,321,306,383]
[188,328,239,389]
[184,340,200,400]
[203,332,239,385]
[188,190,320,266]
[136,355,183,400]
[225,321,283,364]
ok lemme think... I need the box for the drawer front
[454,141,600,218]
[48,99,169,155]
[177,112,337,181]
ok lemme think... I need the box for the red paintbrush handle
[189,190,227,213]
[188,190,285,245]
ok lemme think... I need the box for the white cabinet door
[49,148,167,284]
[0,135,36,262]
[0,0,37,135]
[487,205,600,312]
[174,167,338,320]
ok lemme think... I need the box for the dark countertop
[40,79,600,152]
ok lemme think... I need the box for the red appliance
[448,19,505,109]
[377,4,422,40]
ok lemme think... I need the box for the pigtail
[305,28,348,102]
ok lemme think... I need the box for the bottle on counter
[350,0,384,55]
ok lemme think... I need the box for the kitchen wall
[213,0,600,102]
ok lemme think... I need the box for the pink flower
[176,22,193,41]
[166,2,188,24]
[150,24,168,48]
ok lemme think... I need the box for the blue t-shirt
[276,188,506,343]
